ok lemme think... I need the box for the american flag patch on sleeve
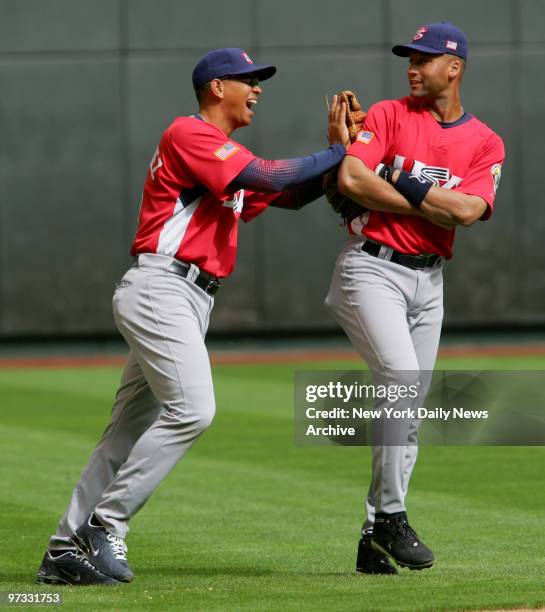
[213,142,240,161]
[356,131,375,144]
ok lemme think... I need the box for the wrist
[394,171,433,209]
[330,143,347,156]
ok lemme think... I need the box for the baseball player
[36,47,350,586]
[325,23,505,574]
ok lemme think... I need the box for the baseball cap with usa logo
[192,48,276,90]
[392,22,468,61]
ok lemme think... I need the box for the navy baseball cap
[192,48,276,90]
[392,22,468,61]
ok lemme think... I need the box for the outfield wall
[1,0,543,336]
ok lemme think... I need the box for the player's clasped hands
[328,94,351,149]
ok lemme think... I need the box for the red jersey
[347,97,505,258]
[131,116,275,277]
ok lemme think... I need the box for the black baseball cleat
[356,533,398,575]
[371,512,435,570]
[36,549,121,586]
[71,514,134,583]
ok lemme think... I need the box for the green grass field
[1,354,545,611]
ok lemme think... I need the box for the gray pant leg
[94,265,216,537]
[363,441,418,531]
[53,352,162,541]
[326,241,419,517]
[325,238,443,524]
[393,287,443,514]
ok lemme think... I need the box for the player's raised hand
[328,94,350,149]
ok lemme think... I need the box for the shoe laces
[394,517,418,543]
[106,533,128,560]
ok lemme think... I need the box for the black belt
[362,240,441,270]
[132,256,221,295]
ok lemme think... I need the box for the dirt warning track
[1,343,545,369]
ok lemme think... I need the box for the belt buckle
[421,253,437,268]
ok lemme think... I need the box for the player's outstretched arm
[230,147,345,193]
[229,94,350,195]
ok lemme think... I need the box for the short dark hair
[195,81,212,104]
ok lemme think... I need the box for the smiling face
[219,76,262,128]
[198,73,265,136]
[407,52,463,99]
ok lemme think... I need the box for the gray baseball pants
[51,254,215,542]
[325,236,443,528]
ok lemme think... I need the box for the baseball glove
[325,90,367,223]
[339,90,366,142]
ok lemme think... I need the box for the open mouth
[246,100,257,110]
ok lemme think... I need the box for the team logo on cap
[413,26,428,41]
[356,130,374,144]
[242,52,253,64]
[491,163,502,194]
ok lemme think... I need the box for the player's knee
[195,402,216,433]
[163,389,216,434]
[186,387,216,433]
[163,402,215,436]
[184,390,216,434]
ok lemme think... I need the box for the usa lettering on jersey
[388,155,463,189]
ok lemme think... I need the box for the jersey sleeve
[346,100,398,170]
[166,119,256,199]
[453,132,505,220]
